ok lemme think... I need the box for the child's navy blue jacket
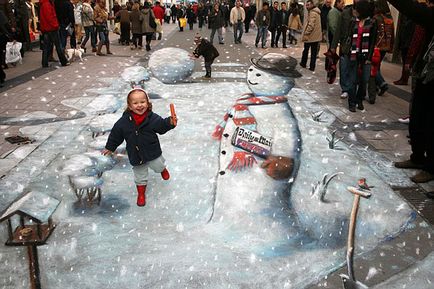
[105,110,175,166]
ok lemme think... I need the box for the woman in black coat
[390,0,434,185]
[209,3,224,44]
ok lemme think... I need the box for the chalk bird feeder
[0,191,60,289]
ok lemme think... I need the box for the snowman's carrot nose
[170,103,177,126]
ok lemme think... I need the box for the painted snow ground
[0,64,426,289]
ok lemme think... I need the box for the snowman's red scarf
[212,94,288,171]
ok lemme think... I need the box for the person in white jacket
[230,0,245,44]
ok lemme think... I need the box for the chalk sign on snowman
[231,127,273,158]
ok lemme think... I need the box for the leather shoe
[394,159,424,169]
[411,171,434,183]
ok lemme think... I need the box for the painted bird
[358,178,373,191]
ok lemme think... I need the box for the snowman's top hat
[251,53,302,78]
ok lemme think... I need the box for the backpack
[376,14,394,53]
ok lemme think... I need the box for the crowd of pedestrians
[0,1,433,192]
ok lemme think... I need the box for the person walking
[80,0,96,52]
[72,0,83,45]
[186,4,195,30]
[39,0,69,67]
[94,0,112,55]
[330,0,358,99]
[255,2,270,48]
[209,3,225,45]
[55,0,75,50]
[268,1,279,48]
[141,1,155,51]
[346,0,377,112]
[300,0,322,71]
[197,2,206,31]
[287,4,302,45]
[130,2,142,50]
[117,4,130,45]
[276,1,290,48]
[152,1,164,40]
[230,0,245,44]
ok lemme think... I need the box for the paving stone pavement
[0,23,432,288]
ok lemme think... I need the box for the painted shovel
[340,186,371,289]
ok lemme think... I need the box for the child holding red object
[102,88,177,206]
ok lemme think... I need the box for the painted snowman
[209,53,302,240]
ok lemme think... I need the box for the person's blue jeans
[98,30,109,45]
[81,26,97,49]
[210,27,223,44]
[339,54,352,94]
[233,21,243,42]
[255,26,267,47]
[348,59,370,107]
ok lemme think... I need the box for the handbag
[155,19,162,33]
[96,23,108,33]
[149,13,157,29]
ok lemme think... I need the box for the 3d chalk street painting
[0,48,431,289]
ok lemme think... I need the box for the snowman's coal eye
[249,68,253,71]
[256,73,261,77]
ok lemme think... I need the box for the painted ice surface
[0,56,422,289]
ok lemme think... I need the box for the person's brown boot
[410,171,434,183]
[106,43,113,55]
[96,43,105,56]
[394,159,424,169]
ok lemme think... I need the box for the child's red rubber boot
[161,168,170,180]
[136,185,147,206]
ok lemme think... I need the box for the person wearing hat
[102,88,177,207]
[192,33,220,79]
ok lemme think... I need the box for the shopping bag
[5,41,22,64]
[113,22,121,35]
[155,19,162,33]
[179,17,186,28]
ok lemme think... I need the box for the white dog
[65,48,85,62]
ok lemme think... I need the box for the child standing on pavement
[102,88,177,207]
[192,33,220,79]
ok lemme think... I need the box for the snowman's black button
[219,171,225,175]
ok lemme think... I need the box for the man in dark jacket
[330,0,357,99]
[39,0,69,67]
[268,1,279,47]
[244,3,256,33]
[14,0,30,56]
[320,0,332,42]
[389,0,434,185]
[55,0,75,50]
[255,2,270,48]
[275,1,290,48]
